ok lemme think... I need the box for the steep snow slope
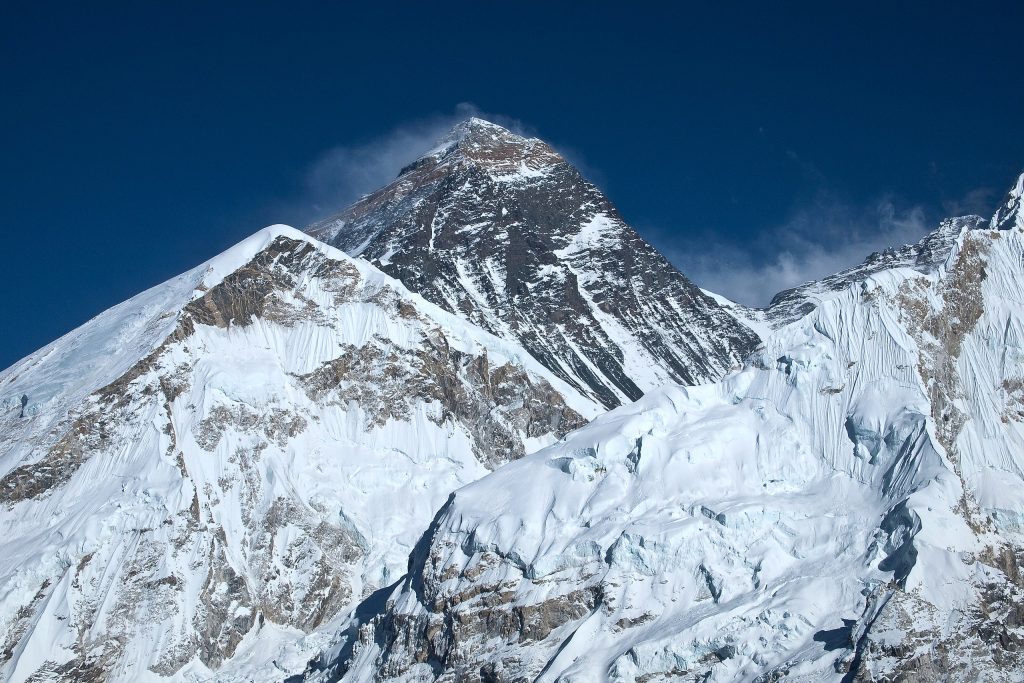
[308,118,759,408]
[0,226,599,682]
[764,215,973,328]
[321,202,1024,681]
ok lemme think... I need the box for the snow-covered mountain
[308,118,759,409]
[3,111,1023,683]
[0,227,599,682]
[314,176,1024,681]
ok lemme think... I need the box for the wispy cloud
[665,191,933,307]
[280,103,529,225]
[941,186,996,217]
[656,149,1005,307]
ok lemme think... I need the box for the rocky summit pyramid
[308,118,760,409]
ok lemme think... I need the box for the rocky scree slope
[0,226,599,682]
[315,176,1024,682]
[308,118,760,409]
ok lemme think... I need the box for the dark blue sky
[3,2,1023,369]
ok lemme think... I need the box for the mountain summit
[308,118,759,408]
[991,171,1024,232]
[417,117,562,175]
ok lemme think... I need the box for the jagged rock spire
[991,171,1024,231]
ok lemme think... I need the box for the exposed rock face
[296,335,585,469]
[316,201,1024,682]
[0,228,598,682]
[308,118,760,409]
[846,547,1024,682]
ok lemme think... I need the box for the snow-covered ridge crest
[760,214,984,329]
[0,224,600,682]
[1,225,594,425]
[992,170,1024,232]
[0,225,316,423]
[322,216,1024,681]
